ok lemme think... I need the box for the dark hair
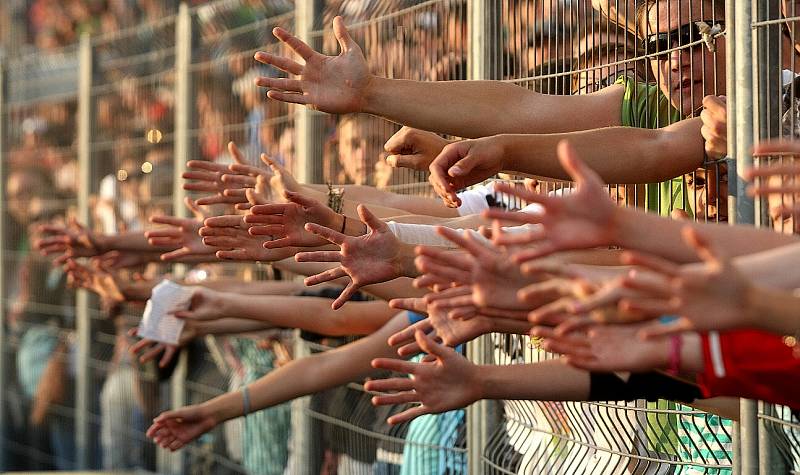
[635,0,725,39]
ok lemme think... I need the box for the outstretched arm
[147,311,410,450]
[254,17,624,138]
[176,288,398,337]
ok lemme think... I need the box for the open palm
[296,205,403,309]
[255,17,371,114]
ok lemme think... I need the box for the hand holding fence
[700,95,728,159]
[255,17,371,114]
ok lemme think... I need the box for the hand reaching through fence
[35,218,103,264]
[255,17,370,114]
[200,214,299,262]
[749,140,800,221]
[171,287,226,321]
[296,204,417,309]
[184,142,253,207]
[483,141,618,262]
[532,324,703,374]
[246,191,341,248]
[148,404,219,451]
[63,257,126,312]
[616,226,767,338]
[222,153,277,210]
[146,198,213,261]
[384,127,453,170]
[128,325,197,369]
[366,330,482,425]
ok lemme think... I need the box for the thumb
[414,330,449,360]
[386,153,427,170]
[333,16,357,52]
[448,151,480,178]
[285,190,321,209]
[357,204,386,232]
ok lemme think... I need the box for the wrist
[395,241,419,278]
[360,74,382,115]
[200,398,228,425]
[93,233,110,254]
[493,135,511,171]
[472,365,492,401]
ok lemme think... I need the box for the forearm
[335,185,459,218]
[205,313,406,423]
[475,359,591,401]
[615,207,798,263]
[363,78,623,137]
[220,295,395,336]
[98,231,175,253]
[497,121,704,184]
[746,286,800,335]
[196,318,274,336]
[199,279,306,295]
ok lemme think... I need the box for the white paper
[138,280,196,345]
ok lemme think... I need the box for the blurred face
[647,1,726,115]
[337,119,382,185]
[7,172,43,223]
[687,165,728,222]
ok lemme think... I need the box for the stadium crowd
[3,0,800,473]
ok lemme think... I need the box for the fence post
[730,0,758,473]
[466,1,501,473]
[751,0,787,472]
[0,55,7,472]
[75,31,94,470]
[294,0,324,184]
[159,4,193,474]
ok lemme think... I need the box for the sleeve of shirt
[698,329,800,409]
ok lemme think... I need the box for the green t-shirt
[616,76,691,217]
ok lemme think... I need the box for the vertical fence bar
[75,31,94,470]
[295,0,324,185]
[752,0,786,472]
[160,4,193,474]
[0,55,7,472]
[466,0,501,472]
[731,0,758,472]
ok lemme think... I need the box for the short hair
[635,0,725,39]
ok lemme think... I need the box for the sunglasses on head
[643,21,724,55]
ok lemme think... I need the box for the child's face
[688,165,729,222]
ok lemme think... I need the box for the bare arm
[362,78,625,138]
[255,19,624,138]
[212,294,398,336]
[495,119,705,183]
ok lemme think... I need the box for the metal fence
[0,0,798,474]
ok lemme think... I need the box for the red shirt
[698,330,800,409]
